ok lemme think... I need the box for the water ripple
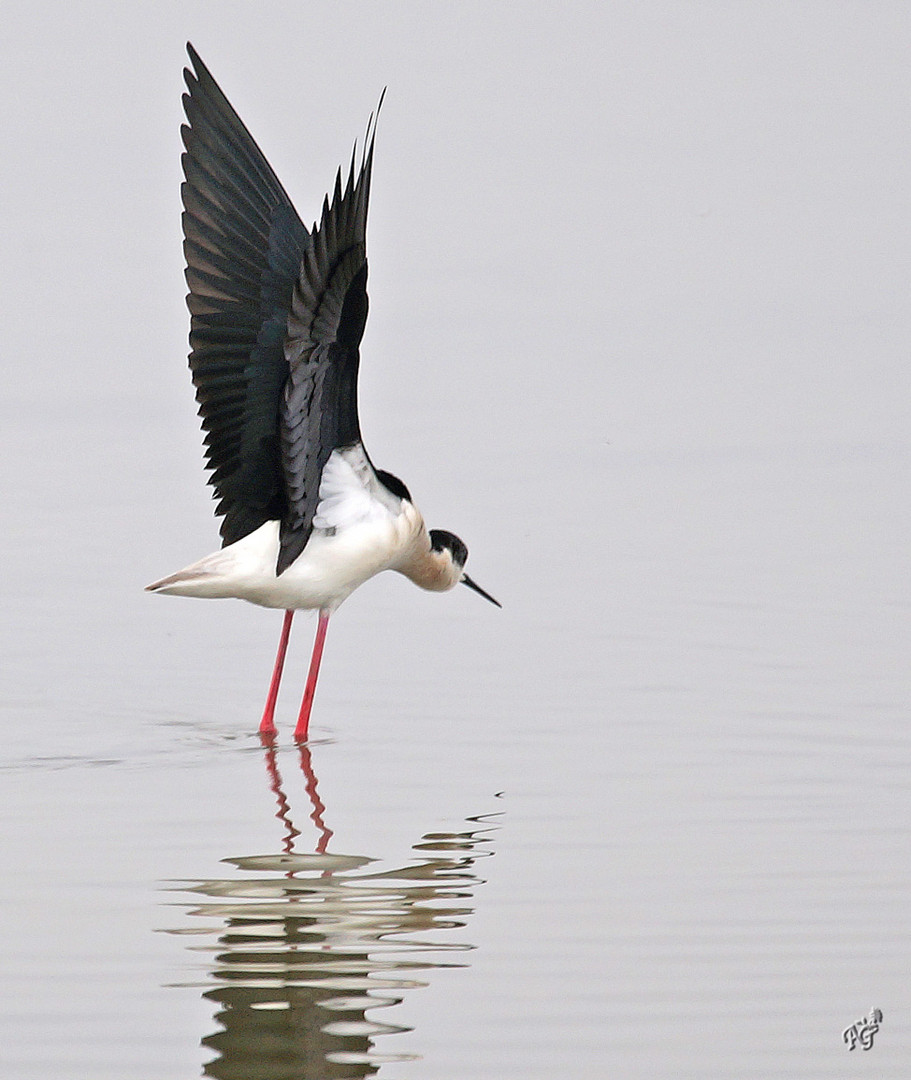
[161,741,501,1078]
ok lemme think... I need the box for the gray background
[2,2,910,1077]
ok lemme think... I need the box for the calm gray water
[3,4,911,1077]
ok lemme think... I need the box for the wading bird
[147,46,499,742]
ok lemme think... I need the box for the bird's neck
[397,539,460,593]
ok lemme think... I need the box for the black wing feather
[182,44,310,547]
[182,46,382,574]
[277,103,381,574]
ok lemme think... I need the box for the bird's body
[149,445,449,610]
[148,46,498,741]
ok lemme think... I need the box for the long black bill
[461,574,502,608]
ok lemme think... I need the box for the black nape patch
[376,469,411,501]
[429,529,468,568]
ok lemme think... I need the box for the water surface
[3,5,911,1077]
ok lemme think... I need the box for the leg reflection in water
[164,738,500,1079]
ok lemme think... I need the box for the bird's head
[428,529,501,607]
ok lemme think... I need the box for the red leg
[259,609,294,737]
[293,610,330,743]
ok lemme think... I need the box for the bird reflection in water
[164,739,499,1078]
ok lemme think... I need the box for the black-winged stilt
[147,46,499,742]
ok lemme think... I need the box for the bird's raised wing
[277,99,381,575]
[181,44,310,548]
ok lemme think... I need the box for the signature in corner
[842,1007,883,1051]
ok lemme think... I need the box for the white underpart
[147,445,425,611]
